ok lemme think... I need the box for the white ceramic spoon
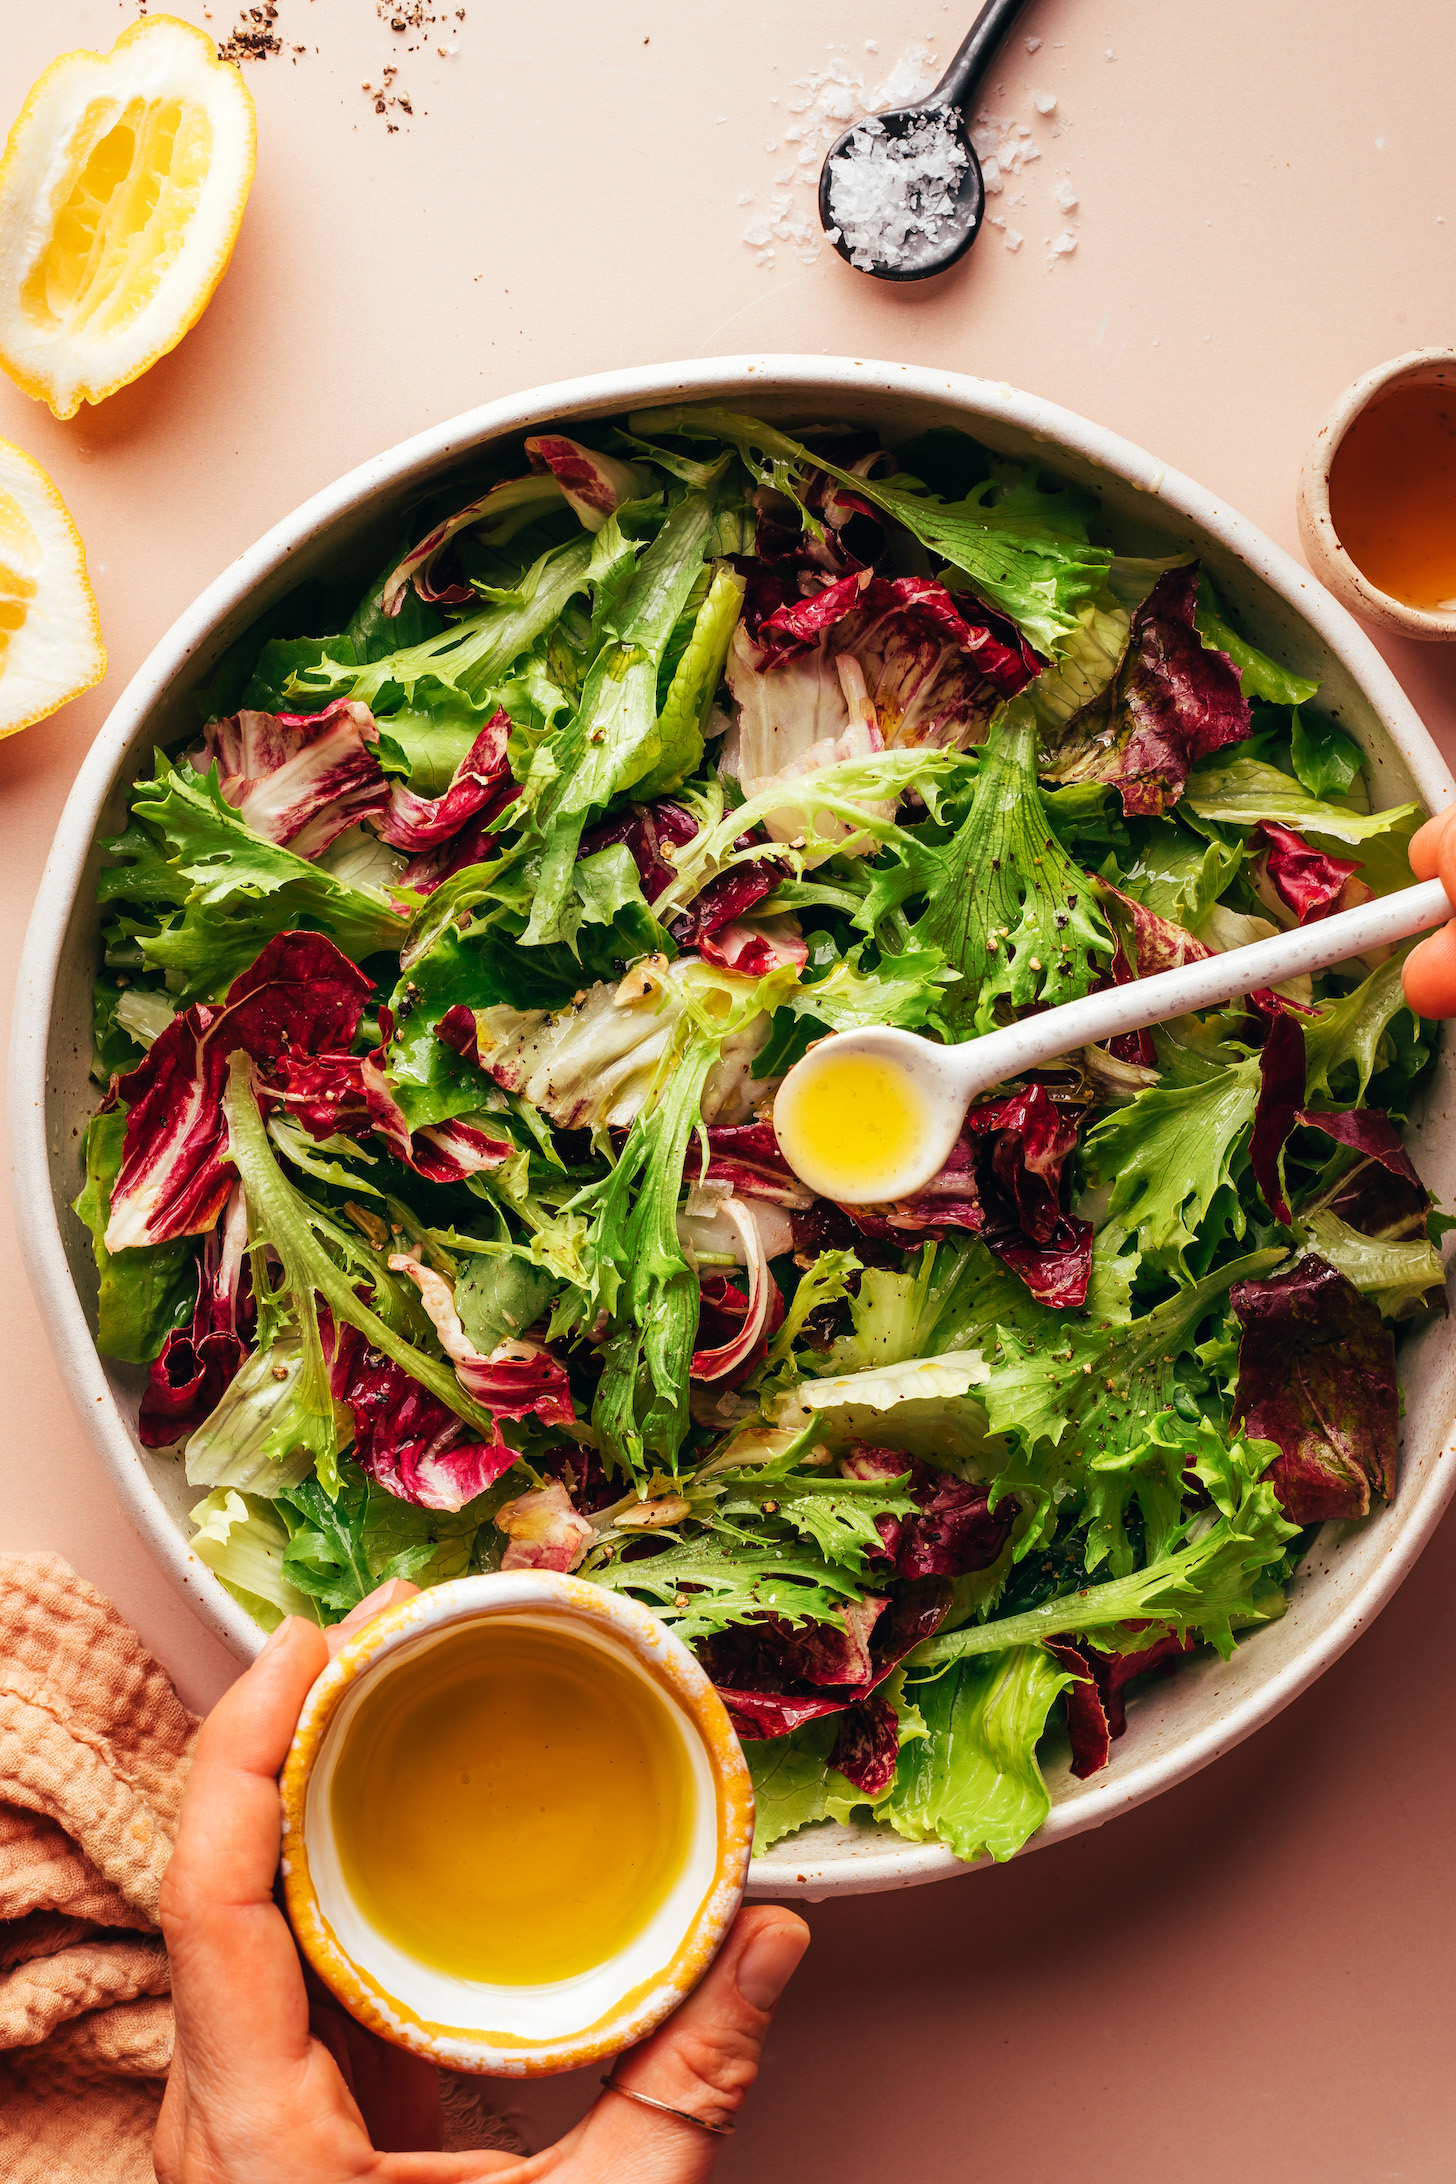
[772,876,1453,1205]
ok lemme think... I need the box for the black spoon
[817,0,1034,282]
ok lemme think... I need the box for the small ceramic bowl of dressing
[278,1572,754,2075]
[1298,347,1456,641]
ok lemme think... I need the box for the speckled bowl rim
[1296,347,1456,640]
[279,1571,754,2075]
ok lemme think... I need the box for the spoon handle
[930,0,1036,110]
[947,876,1453,1095]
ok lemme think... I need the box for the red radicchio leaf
[580,799,700,904]
[1249,1009,1307,1223]
[704,1122,815,1208]
[746,569,1037,744]
[846,1082,1093,1309]
[1255,822,1362,925]
[524,435,642,528]
[691,1244,786,1388]
[838,1449,1017,1579]
[267,1010,511,1187]
[138,1189,255,1448]
[104,932,374,1252]
[435,1004,481,1060]
[828,1694,901,1796]
[1062,563,1250,817]
[896,1470,1017,1581]
[668,863,782,950]
[1231,1254,1398,1523]
[705,1577,949,1741]
[325,1316,517,1513]
[1082,1630,1198,1739]
[380,709,516,855]
[204,701,391,858]
[1042,1638,1113,1780]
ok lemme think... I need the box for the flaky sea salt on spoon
[818,0,1034,280]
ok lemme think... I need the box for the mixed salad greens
[78,407,1448,1865]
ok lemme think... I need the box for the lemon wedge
[0,438,105,736]
[0,17,255,421]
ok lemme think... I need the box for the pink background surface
[3,1,1455,2174]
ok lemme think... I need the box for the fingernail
[258,1618,297,1658]
[735,1921,809,2012]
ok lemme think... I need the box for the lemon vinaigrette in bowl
[281,1575,752,2072]
[1328,381,1456,612]
[329,1621,694,1988]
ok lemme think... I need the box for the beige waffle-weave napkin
[0,1553,193,2183]
[0,1554,526,2180]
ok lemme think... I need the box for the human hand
[156,1583,809,2184]
[1402,806,1456,1016]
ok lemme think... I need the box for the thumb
[565,1906,809,2182]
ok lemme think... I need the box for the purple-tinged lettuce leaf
[704,1578,948,1741]
[1231,1253,1398,1522]
[1293,1109,1445,1320]
[828,1693,901,1796]
[1041,563,1251,816]
[1042,1637,1111,1780]
[1249,1010,1306,1223]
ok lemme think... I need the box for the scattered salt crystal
[1055,178,1078,210]
[774,167,795,184]
[737,189,754,205]
[1104,47,1116,59]
[826,103,969,270]
[865,37,879,51]
[1051,230,1077,254]
[716,114,728,124]
[742,215,772,246]
[764,138,778,152]
[982,157,1002,192]
[1021,142,1040,162]
[1025,35,1042,51]
[1032,90,1056,114]
[1005,227,1023,251]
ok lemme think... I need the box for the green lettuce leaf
[189,1489,323,1631]
[520,491,720,945]
[1192,590,1319,706]
[288,538,594,710]
[885,1644,1072,1864]
[629,405,1113,656]
[1290,709,1365,800]
[909,698,1112,1038]
[1293,1209,1445,1320]
[1302,956,1411,1103]
[1183,754,1419,861]
[910,1449,1297,1669]
[117,758,408,1004]
[1082,1055,1265,1273]
[979,1250,1284,1570]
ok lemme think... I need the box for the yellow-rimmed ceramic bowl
[279,1572,753,2075]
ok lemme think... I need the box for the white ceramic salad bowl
[11,356,1456,1900]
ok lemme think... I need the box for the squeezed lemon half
[0,17,256,420]
[0,437,105,736]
